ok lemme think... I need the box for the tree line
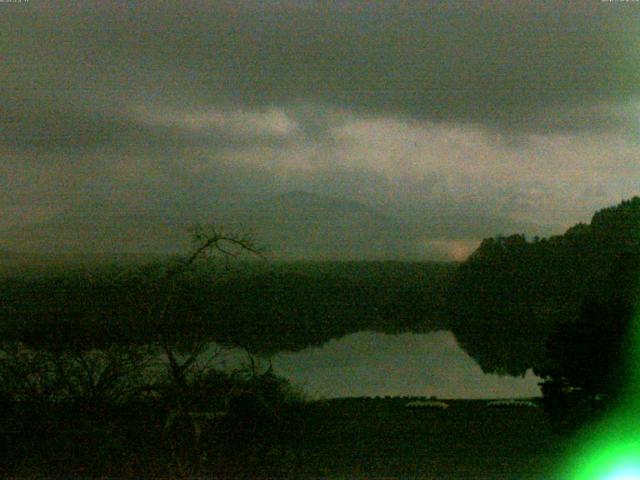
[447,197,640,431]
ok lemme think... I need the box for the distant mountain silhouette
[222,191,560,260]
[222,191,418,260]
[1,191,559,260]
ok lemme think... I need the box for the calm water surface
[213,331,541,399]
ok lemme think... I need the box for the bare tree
[139,225,265,473]
[150,224,263,396]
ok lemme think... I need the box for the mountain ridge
[0,190,563,260]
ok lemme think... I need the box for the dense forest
[448,196,640,376]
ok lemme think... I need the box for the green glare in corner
[561,302,640,480]
[564,430,640,480]
[602,465,640,480]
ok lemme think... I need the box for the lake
[212,330,542,399]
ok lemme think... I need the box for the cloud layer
[2,1,639,257]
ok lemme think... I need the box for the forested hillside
[447,197,640,376]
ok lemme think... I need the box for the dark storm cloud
[1,0,639,254]
[1,97,170,154]
[3,0,639,134]
[0,95,296,156]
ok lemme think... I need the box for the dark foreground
[292,398,566,480]
[3,397,569,479]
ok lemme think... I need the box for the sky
[2,0,640,259]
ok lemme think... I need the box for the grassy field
[290,398,568,479]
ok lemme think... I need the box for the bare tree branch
[162,224,264,283]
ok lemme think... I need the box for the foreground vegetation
[0,227,308,477]
[0,393,564,479]
[0,356,306,477]
[294,397,565,479]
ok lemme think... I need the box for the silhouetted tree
[446,196,640,377]
[535,251,640,432]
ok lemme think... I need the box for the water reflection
[214,331,541,399]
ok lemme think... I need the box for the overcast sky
[2,1,639,257]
